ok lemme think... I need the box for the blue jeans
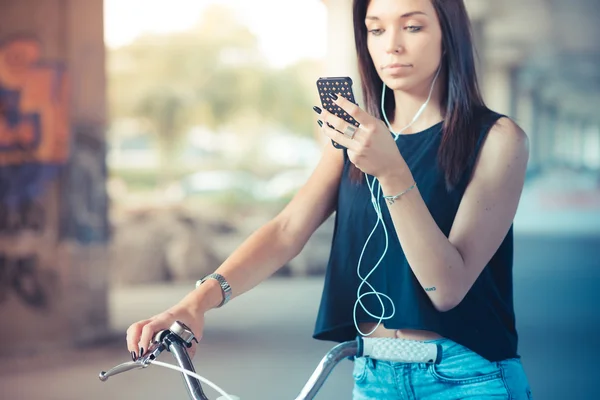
[352,338,533,399]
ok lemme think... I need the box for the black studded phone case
[316,76,360,149]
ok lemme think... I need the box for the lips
[382,63,412,76]
[383,63,412,69]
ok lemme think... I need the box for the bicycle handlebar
[99,322,443,400]
[100,321,208,399]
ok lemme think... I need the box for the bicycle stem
[169,340,209,400]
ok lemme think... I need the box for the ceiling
[467,0,600,119]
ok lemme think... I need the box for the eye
[367,29,384,36]
[405,25,422,32]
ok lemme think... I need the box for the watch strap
[196,273,232,308]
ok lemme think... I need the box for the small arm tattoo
[424,287,437,292]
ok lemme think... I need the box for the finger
[138,316,170,356]
[126,319,152,355]
[328,92,371,126]
[320,108,362,142]
[321,120,359,151]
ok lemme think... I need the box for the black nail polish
[132,351,137,360]
[131,351,136,361]
[313,106,322,114]
[317,120,323,127]
[326,122,335,129]
[331,140,344,149]
[328,92,338,100]
[139,347,144,357]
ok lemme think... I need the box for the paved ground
[1,230,599,400]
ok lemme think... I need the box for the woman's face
[365,0,443,93]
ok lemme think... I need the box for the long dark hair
[352,0,488,189]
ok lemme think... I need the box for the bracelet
[382,182,416,205]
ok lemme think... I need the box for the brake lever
[99,321,204,399]
[99,331,168,381]
[99,360,146,381]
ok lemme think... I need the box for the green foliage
[107,4,318,142]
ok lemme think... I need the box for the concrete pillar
[560,115,572,167]
[322,0,360,90]
[563,116,582,169]
[553,116,564,166]
[536,108,547,170]
[572,119,585,169]
[483,64,513,117]
[464,0,494,85]
[513,89,537,167]
[594,124,600,171]
[470,18,486,87]
[539,105,558,169]
[529,94,543,172]
[554,114,571,167]
[0,0,109,356]
[317,0,361,147]
[582,123,600,171]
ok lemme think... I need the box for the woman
[126,0,533,398]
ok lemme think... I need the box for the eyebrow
[365,11,427,20]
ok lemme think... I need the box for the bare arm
[128,139,345,356]
[378,117,529,311]
[193,140,345,313]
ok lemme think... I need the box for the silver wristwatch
[195,273,232,308]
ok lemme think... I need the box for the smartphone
[316,76,360,149]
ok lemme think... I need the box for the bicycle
[99,321,443,400]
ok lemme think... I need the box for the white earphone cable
[352,61,443,336]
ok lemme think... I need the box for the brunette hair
[352,0,489,188]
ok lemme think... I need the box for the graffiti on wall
[0,34,70,205]
[0,199,55,309]
[0,199,45,233]
[0,35,70,163]
[0,35,70,310]
[0,254,58,309]
[60,127,110,244]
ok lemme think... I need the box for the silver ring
[343,124,358,139]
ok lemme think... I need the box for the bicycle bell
[169,320,197,346]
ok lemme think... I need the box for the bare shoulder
[475,116,529,175]
[484,116,529,158]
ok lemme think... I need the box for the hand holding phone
[316,76,360,149]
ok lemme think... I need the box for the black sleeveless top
[313,109,518,362]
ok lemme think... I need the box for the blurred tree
[135,86,190,185]
[107,4,318,184]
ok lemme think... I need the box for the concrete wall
[0,0,109,356]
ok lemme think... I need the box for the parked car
[164,169,266,202]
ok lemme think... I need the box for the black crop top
[313,109,519,362]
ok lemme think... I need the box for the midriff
[358,322,444,341]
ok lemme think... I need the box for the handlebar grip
[357,336,442,364]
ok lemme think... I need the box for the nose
[385,29,404,55]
